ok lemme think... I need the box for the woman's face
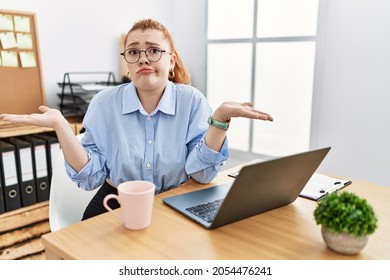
[125,28,176,93]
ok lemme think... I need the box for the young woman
[0,19,273,219]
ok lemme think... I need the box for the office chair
[48,133,100,231]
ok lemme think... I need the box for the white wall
[171,0,206,92]
[311,0,390,186]
[0,0,175,107]
[2,0,389,186]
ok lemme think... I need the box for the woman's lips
[137,67,155,74]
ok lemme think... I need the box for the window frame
[205,0,319,156]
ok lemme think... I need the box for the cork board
[0,9,45,115]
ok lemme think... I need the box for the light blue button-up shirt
[65,81,229,193]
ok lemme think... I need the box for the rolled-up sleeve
[65,146,108,191]
[185,136,229,184]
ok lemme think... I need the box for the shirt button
[147,116,151,121]
[148,140,153,144]
[146,162,151,168]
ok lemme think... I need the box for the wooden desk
[41,166,390,260]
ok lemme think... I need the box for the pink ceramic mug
[103,181,155,230]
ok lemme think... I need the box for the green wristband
[207,116,230,131]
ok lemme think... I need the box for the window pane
[253,41,316,156]
[207,43,252,151]
[208,0,254,39]
[257,0,319,37]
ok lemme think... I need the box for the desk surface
[41,165,390,260]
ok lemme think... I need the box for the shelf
[0,125,54,260]
[0,121,81,259]
[0,121,54,138]
[57,72,117,121]
[0,201,49,260]
[57,91,96,103]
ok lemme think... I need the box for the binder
[0,162,5,214]
[20,135,50,202]
[0,140,22,212]
[5,137,37,207]
[34,133,60,182]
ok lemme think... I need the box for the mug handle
[103,194,122,222]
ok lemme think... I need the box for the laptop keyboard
[186,199,223,223]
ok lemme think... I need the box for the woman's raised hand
[0,105,66,129]
[214,101,273,122]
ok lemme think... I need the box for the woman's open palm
[0,105,64,129]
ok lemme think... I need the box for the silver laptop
[163,147,331,229]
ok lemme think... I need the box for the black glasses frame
[120,47,170,64]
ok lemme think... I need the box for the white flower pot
[321,226,368,255]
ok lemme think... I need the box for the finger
[252,113,269,121]
[260,114,273,121]
[249,109,273,121]
[250,108,270,115]
[244,103,273,120]
[241,102,253,107]
[39,105,49,112]
[0,114,14,121]
[1,114,30,123]
[241,110,268,121]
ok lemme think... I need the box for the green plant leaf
[313,191,378,237]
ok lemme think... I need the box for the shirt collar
[122,81,176,116]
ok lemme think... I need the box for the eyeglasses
[120,47,171,64]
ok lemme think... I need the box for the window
[206,0,319,156]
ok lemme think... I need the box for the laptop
[163,147,331,229]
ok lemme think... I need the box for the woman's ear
[170,52,177,68]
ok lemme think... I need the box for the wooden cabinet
[0,201,49,259]
[0,123,53,259]
[0,122,81,259]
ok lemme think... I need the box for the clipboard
[228,171,352,201]
[299,173,352,201]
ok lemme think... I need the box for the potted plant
[314,191,378,255]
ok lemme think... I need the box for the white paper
[1,50,18,67]
[2,151,18,186]
[14,15,30,33]
[80,84,114,91]
[0,14,14,31]
[34,145,48,178]
[19,51,36,67]
[50,143,61,168]
[20,147,34,181]
[300,173,351,200]
[16,33,33,49]
[0,31,17,49]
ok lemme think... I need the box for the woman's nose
[138,51,150,65]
